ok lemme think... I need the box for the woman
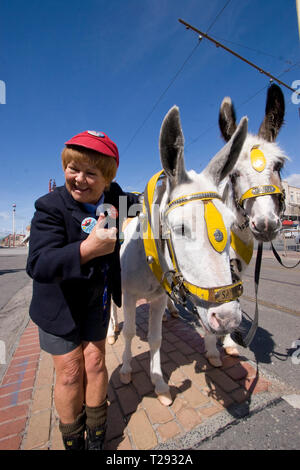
[26,130,140,450]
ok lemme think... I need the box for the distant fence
[254,229,300,253]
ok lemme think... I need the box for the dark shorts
[38,297,111,356]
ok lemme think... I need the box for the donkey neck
[231,204,253,245]
[221,178,252,243]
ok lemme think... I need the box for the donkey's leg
[222,334,239,356]
[107,302,119,345]
[120,294,137,384]
[148,296,172,406]
[204,333,222,367]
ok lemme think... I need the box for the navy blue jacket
[26,184,140,336]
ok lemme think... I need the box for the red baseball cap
[65,130,119,167]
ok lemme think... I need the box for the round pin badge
[81,217,97,234]
[87,131,105,138]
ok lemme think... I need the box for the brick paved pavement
[0,300,282,450]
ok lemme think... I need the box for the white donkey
[217,83,287,355]
[162,85,287,360]
[118,106,248,405]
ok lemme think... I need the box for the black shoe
[85,424,106,450]
[62,432,85,450]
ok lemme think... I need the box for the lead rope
[231,241,263,348]
[271,242,300,269]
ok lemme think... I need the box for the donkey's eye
[274,161,283,173]
[230,172,240,184]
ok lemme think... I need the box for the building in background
[282,180,300,228]
[0,233,27,247]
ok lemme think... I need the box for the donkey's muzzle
[208,302,242,334]
[251,216,281,241]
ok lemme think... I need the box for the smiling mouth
[73,186,89,193]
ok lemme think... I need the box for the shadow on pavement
[105,304,269,448]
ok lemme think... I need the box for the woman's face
[64,159,107,204]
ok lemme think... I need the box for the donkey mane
[233,133,288,168]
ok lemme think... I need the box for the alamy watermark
[291,80,300,105]
[94,198,207,241]
[0,340,6,365]
[0,80,6,104]
[291,340,300,365]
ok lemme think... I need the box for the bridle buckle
[161,270,188,305]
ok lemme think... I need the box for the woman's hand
[80,214,118,264]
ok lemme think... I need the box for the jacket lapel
[56,184,119,237]
[56,185,97,237]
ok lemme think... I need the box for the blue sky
[0,0,299,235]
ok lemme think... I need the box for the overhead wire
[179,19,299,94]
[180,15,300,152]
[121,0,232,155]
[121,40,201,156]
[205,0,232,33]
[237,61,300,108]
[186,60,300,151]
[212,36,294,65]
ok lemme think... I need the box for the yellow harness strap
[166,236,243,303]
[165,192,221,215]
[230,231,254,265]
[142,171,243,304]
[165,192,227,253]
[142,170,172,294]
[239,184,282,207]
[204,201,228,253]
[183,279,243,303]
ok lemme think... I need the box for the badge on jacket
[81,217,97,234]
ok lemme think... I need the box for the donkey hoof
[206,356,222,367]
[157,392,172,406]
[107,335,116,345]
[224,347,239,357]
[120,372,132,384]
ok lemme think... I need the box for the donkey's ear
[159,106,189,186]
[203,116,248,186]
[219,96,237,142]
[258,84,285,142]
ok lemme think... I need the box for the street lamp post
[12,204,16,247]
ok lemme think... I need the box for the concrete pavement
[1,290,297,451]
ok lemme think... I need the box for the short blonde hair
[62,145,118,185]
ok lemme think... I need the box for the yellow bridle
[238,145,285,209]
[230,183,284,266]
[239,184,284,208]
[142,170,243,305]
[230,231,253,265]
[230,146,285,266]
